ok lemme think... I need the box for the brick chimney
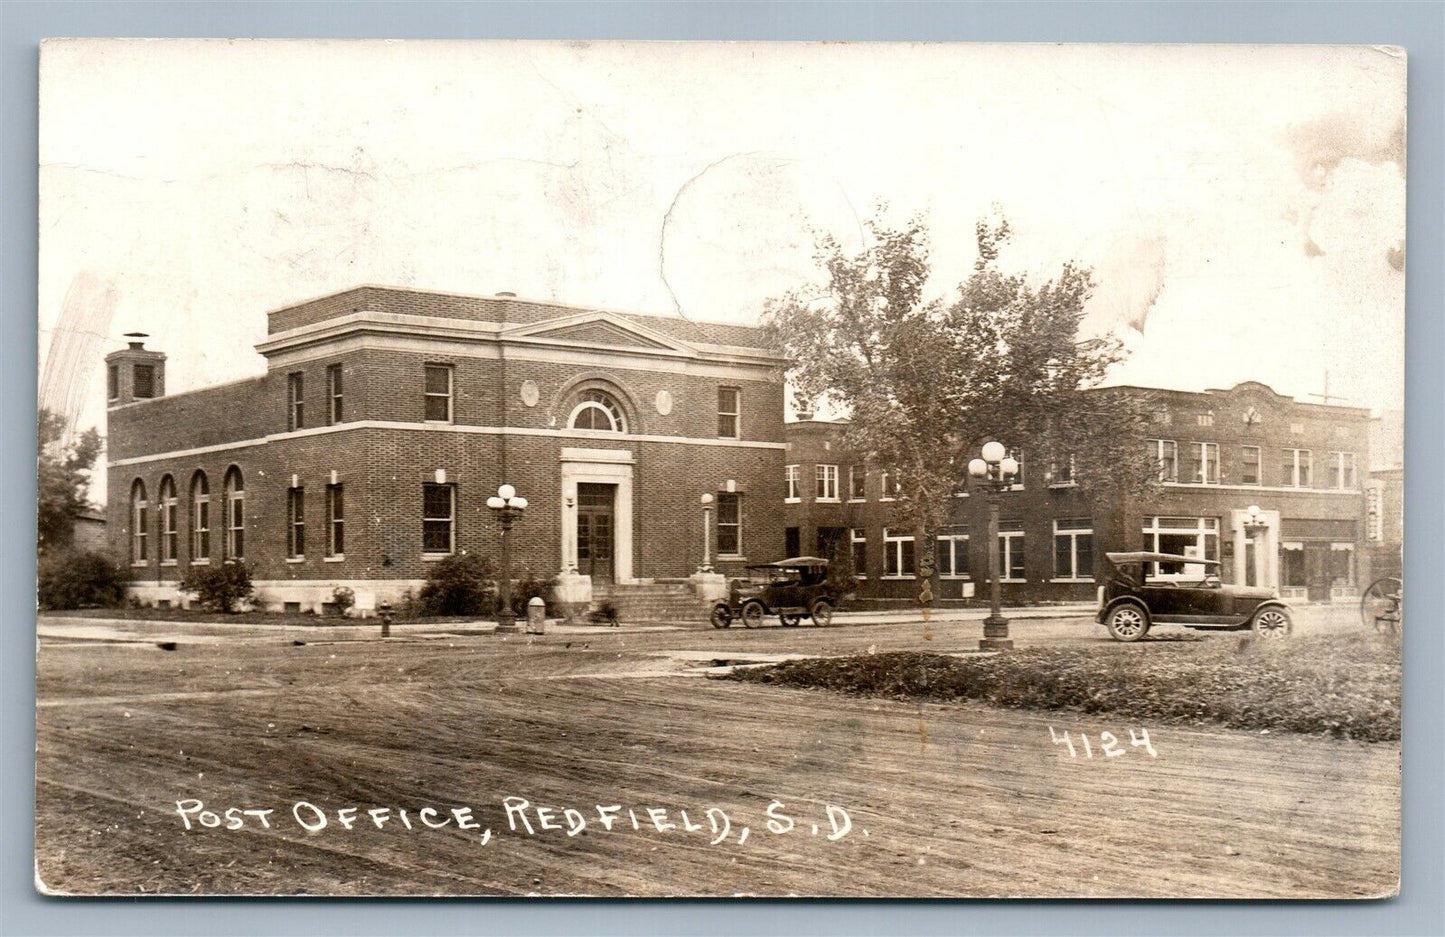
[104,333,166,407]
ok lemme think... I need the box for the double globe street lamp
[486,484,528,633]
[968,441,1020,651]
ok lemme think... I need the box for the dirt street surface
[35,606,1398,898]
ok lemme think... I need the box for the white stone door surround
[1230,506,1281,591]
[559,447,635,584]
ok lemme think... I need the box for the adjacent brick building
[106,287,786,612]
[784,382,1374,605]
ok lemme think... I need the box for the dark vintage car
[711,557,840,629]
[1095,551,1293,642]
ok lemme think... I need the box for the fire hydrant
[378,600,394,638]
[526,596,547,634]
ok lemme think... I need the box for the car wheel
[780,614,801,627]
[741,602,765,629]
[710,604,732,629]
[810,599,834,627]
[1251,606,1292,639]
[1105,604,1149,642]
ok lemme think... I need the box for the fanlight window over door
[568,389,627,433]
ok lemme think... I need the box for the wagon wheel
[740,601,766,629]
[710,604,733,629]
[1360,576,1402,635]
[780,614,802,627]
[809,599,834,627]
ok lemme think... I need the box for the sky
[37,41,1407,499]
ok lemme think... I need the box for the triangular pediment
[504,312,697,355]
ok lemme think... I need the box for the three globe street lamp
[486,484,529,633]
[968,441,1020,651]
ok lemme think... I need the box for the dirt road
[34,614,1399,897]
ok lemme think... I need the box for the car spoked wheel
[1251,606,1292,639]
[810,600,833,627]
[1105,604,1149,642]
[741,602,765,629]
[710,604,732,629]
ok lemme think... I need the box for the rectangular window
[997,521,1026,581]
[717,386,741,438]
[1152,408,1172,424]
[1141,516,1219,576]
[1148,439,1178,482]
[132,495,148,563]
[784,464,800,501]
[1050,455,1076,486]
[879,470,901,501]
[936,526,969,578]
[815,464,839,501]
[850,528,868,578]
[133,364,155,399]
[424,364,454,423]
[326,364,343,425]
[1007,448,1025,488]
[883,528,916,578]
[716,492,742,555]
[326,483,344,556]
[192,493,209,561]
[1189,442,1220,484]
[1052,518,1094,580]
[161,493,178,563]
[815,526,847,560]
[849,465,866,501]
[1241,445,1261,485]
[226,490,244,560]
[1282,448,1312,487]
[287,487,305,558]
[287,372,305,431]
[1196,412,1215,426]
[1327,451,1357,489]
[422,482,455,554]
[107,365,119,401]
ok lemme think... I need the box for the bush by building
[419,553,498,616]
[37,549,125,610]
[178,560,255,613]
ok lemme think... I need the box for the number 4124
[1049,725,1157,759]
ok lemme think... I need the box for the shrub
[826,540,859,597]
[37,549,125,610]
[419,553,498,616]
[330,586,356,617]
[508,570,557,617]
[179,560,255,613]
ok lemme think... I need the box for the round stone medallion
[520,380,540,407]
[655,389,673,415]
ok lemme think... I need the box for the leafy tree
[37,408,103,554]
[762,211,1157,594]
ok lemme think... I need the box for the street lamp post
[486,484,529,633]
[968,441,1020,651]
[698,493,715,573]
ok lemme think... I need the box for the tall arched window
[190,471,210,562]
[158,475,178,563]
[223,466,245,560]
[129,479,148,564]
[568,388,627,433]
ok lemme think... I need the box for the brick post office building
[783,382,1374,606]
[105,287,786,614]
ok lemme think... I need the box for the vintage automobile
[1095,551,1293,642]
[710,557,840,629]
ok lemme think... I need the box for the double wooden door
[576,483,615,582]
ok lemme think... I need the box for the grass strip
[726,632,1400,742]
